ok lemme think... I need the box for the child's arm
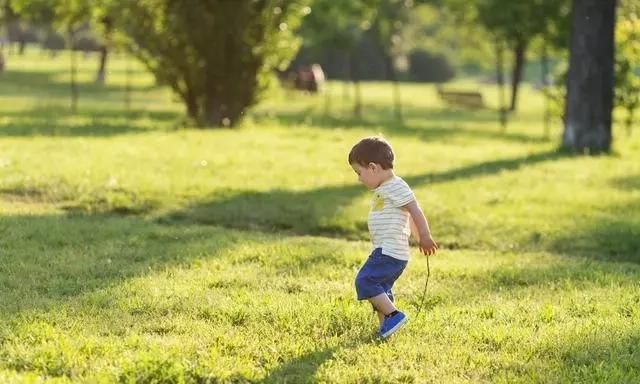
[404,200,438,255]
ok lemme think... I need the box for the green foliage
[408,49,455,82]
[10,0,91,33]
[475,0,569,46]
[102,0,309,127]
[615,3,640,134]
[400,3,493,73]
[545,1,640,134]
[370,0,413,57]
[301,0,376,52]
[298,0,490,79]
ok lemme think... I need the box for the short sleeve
[387,179,415,208]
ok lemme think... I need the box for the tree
[93,14,112,84]
[0,2,5,72]
[615,0,640,136]
[11,0,91,112]
[562,0,617,153]
[3,1,29,54]
[106,0,309,127]
[475,0,569,112]
[435,0,510,124]
[56,0,91,113]
[300,0,376,119]
[370,0,413,122]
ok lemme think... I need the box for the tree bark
[96,46,108,84]
[96,17,113,85]
[541,41,551,137]
[563,0,616,153]
[350,51,362,119]
[343,52,350,109]
[184,91,199,123]
[509,40,527,112]
[68,30,78,113]
[496,40,507,130]
[384,54,402,122]
[124,52,131,112]
[18,39,25,55]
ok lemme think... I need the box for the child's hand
[419,235,438,256]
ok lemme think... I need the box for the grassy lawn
[1,50,639,383]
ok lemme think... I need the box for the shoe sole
[380,317,408,339]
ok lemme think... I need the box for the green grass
[1,49,640,383]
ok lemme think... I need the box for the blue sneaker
[379,311,407,338]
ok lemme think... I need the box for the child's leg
[373,287,394,325]
[368,292,397,316]
[355,249,406,330]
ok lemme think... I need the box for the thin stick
[415,251,430,318]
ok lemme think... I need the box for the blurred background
[0,0,636,149]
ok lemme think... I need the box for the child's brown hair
[348,136,394,169]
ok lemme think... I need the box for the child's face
[351,162,382,190]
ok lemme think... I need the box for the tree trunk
[541,41,551,138]
[96,17,113,85]
[563,0,616,153]
[185,93,199,123]
[203,97,247,128]
[18,39,25,55]
[496,40,507,130]
[17,25,26,55]
[202,82,250,128]
[384,54,402,122]
[343,52,350,110]
[68,30,78,113]
[96,46,108,84]
[509,40,527,112]
[124,52,131,112]
[350,51,362,119]
[204,99,227,127]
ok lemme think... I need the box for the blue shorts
[355,248,408,301]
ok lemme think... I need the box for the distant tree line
[0,0,637,153]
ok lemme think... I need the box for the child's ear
[368,162,378,171]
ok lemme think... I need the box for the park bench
[278,64,325,94]
[436,86,484,109]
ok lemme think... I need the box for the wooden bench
[436,86,484,109]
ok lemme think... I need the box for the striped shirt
[368,176,415,260]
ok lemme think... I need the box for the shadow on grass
[0,213,236,318]
[481,256,640,292]
[0,68,156,99]
[256,347,338,383]
[531,331,640,382]
[257,333,375,383]
[550,202,640,263]
[610,174,640,191]
[0,105,181,137]
[251,104,550,144]
[160,149,566,239]
[158,147,640,264]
